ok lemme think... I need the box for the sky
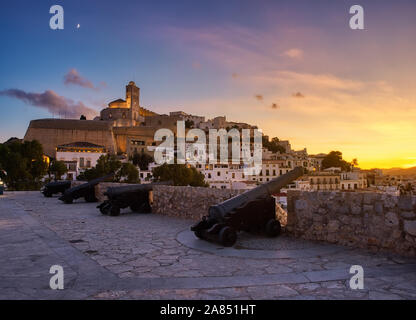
[1,0,415,169]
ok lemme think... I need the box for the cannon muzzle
[209,166,304,219]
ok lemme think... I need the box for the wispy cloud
[254,94,263,101]
[0,89,97,119]
[63,69,105,90]
[292,92,305,98]
[282,48,303,59]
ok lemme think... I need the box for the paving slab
[0,191,415,300]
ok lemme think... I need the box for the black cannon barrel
[69,173,113,192]
[45,181,71,188]
[105,180,173,197]
[208,166,304,219]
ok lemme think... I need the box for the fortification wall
[286,191,416,257]
[151,185,244,220]
[24,119,116,157]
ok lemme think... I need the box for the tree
[185,120,194,129]
[322,151,352,171]
[351,158,359,168]
[152,164,208,187]
[130,152,154,170]
[77,154,122,181]
[0,140,48,190]
[49,160,68,180]
[117,163,139,183]
[262,136,286,154]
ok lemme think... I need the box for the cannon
[191,167,304,246]
[41,180,71,197]
[59,174,112,204]
[97,181,172,216]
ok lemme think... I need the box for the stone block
[350,204,362,215]
[327,220,340,232]
[363,193,377,205]
[384,211,399,227]
[404,220,416,236]
[401,211,416,219]
[374,201,383,215]
[363,204,373,214]
[294,199,308,211]
[398,196,413,211]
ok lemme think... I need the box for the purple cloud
[63,69,95,89]
[0,89,97,118]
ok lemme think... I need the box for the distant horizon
[1,0,415,169]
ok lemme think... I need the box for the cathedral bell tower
[126,81,140,124]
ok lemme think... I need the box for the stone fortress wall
[24,119,117,157]
[71,180,416,257]
[151,185,244,220]
[286,191,416,257]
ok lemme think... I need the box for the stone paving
[0,191,415,299]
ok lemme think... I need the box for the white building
[340,171,367,190]
[56,142,107,180]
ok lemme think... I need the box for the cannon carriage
[97,181,172,216]
[58,174,112,204]
[191,167,304,246]
[41,180,71,197]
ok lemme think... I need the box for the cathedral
[24,81,164,159]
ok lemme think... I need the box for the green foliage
[49,160,68,180]
[322,151,352,171]
[130,152,154,170]
[185,119,194,129]
[262,136,286,154]
[0,140,48,190]
[78,154,139,183]
[77,154,122,181]
[152,164,208,187]
[117,162,139,183]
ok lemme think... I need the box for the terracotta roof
[57,142,105,148]
[109,99,126,104]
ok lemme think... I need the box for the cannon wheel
[219,227,237,247]
[99,203,110,215]
[194,230,204,239]
[265,219,281,237]
[109,205,120,216]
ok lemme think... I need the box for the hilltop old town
[17,81,415,197]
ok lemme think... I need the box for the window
[217,171,220,176]
[79,157,85,167]
[86,160,91,168]
[232,173,235,179]
[266,170,270,176]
